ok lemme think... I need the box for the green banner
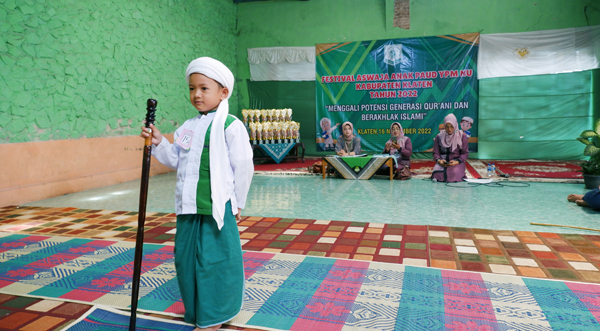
[316,33,479,153]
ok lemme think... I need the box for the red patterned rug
[486,160,583,179]
[409,159,481,178]
[254,157,320,172]
[409,159,436,176]
[255,157,482,178]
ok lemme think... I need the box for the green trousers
[175,201,244,328]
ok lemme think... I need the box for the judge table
[322,155,394,180]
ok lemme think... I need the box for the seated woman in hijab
[431,114,469,182]
[567,185,600,211]
[335,121,361,156]
[383,122,412,169]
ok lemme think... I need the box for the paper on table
[464,178,493,184]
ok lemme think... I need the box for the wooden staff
[129,99,157,330]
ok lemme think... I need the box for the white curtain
[248,47,315,81]
[478,25,600,79]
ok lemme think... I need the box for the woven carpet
[254,158,482,178]
[5,206,600,285]
[469,160,584,180]
[0,234,184,315]
[65,306,193,331]
[3,233,600,330]
[408,159,436,176]
[493,160,583,179]
[408,159,480,179]
[253,158,584,180]
[254,157,320,172]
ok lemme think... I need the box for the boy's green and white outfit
[152,57,253,329]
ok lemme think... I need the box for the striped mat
[65,306,193,331]
[2,233,600,330]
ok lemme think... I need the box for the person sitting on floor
[335,121,361,156]
[431,113,469,182]
[567,185,600,211]
[383,122,412,169]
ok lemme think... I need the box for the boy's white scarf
[185,57,234,230]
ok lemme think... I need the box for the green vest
[196,113,238,215]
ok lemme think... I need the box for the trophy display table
[322,155,394,180]
[252,141,305,164]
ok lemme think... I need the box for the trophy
[249,122,256,142]
[286,122,292,140]
[282,121,290,142]
[273,121,281,140]
[267,122,274,143]
[263,122,271,143]
[254,109,260,123]
[274,109,281,122]
[284,108,290,122]
[277,122,284,142]
[242,109,248,124]
[256,122,263,142]
[255,109,260,122]
[290,121,299,141]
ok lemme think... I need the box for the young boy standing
[141,57,253,331]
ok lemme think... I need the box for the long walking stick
[129,99,157,330]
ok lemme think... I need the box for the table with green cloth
[252,142,305,164]
[322,155,394,180]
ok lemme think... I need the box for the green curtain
[478,69,600,160]
[247,69,600,159]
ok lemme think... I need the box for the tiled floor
[25,172,600,234]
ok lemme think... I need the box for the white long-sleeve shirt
[152,112,254,217]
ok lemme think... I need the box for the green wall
[0,0,237,143]
[235,0,600,156]
[2,0,600,156]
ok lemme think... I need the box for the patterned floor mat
[3,205,600,330]
[2,206,600,284]
[467,160,585,183]
[0,294,90,330]
[237,252,600,330]
[3,238,600,331]
[65,306,193,330]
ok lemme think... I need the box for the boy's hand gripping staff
[129,99,157,330]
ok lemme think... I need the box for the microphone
[495,168,509,178]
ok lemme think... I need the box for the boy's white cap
[461,116,474,124]
[185,57,234,98]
